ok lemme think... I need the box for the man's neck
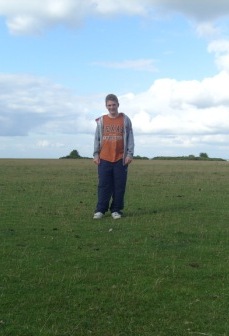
[108,112,119,118]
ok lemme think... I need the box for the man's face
[106,100,119,116]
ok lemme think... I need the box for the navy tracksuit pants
[95,159,128,214]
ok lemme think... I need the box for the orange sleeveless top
[100,114,124,162]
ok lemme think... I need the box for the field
[0,158,229,336]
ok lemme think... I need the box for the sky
[1,0,229,160]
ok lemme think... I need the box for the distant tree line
[133,155,150,160]
[134,153,225,161]
[60,150,225,161]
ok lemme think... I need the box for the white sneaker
[111,212,122,219]
[93,212,104,219]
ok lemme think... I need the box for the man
[93,94,134,219]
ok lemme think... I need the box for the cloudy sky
[1,0,229,159]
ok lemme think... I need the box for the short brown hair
[105,94,119,105]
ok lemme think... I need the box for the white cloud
[119,71,229,143]
[0,0,94,35]
[94,0,148,16]
[208,39,229,71]
[151,0,229,21]
[2,69,229,157]
[1,0,229,35]
[196,22,221,39]
[36,140,50,148]
[36,139,64,148]
[0,74,97,136]
[0,69,229,158]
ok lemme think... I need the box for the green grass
[0,159,229,336]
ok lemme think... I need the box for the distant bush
[199,152,209,159]
[60,149,81,159]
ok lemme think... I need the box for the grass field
[0,158,229,336]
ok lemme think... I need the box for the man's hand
[93,157,100,165]
[125,157,132,165]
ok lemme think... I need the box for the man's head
[105,94,119,106]
[105,94,119,117]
